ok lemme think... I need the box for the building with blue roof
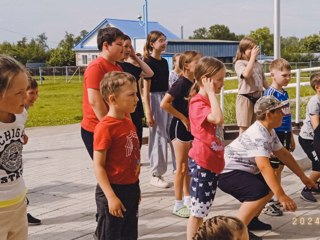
[73,18,179,66]
[73,18,239,67]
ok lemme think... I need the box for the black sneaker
[27,213,42,226]
[248,231,263,240]
[248,217,272,231]
[300,188,317,202]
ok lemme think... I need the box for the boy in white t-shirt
[298,73,320,202]
[218,95,316,240]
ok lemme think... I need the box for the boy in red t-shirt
[81,26,124,160]
[93,71,140,240]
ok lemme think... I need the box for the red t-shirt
[188,94,225,174]
[81,57,123,132]
[94,116,140,185]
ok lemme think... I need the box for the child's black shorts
[169,118,193,142]
[218,170,270,202]
[270,131,292,169]
[298,136,320,171]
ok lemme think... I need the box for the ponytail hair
[143,31,166,59]
[189,57,225,99]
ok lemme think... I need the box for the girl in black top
[143,31,175,188]
[161,51,202,218]
[118,35,153,147]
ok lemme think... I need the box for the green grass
[27,75,314,127]
[26,77,83,127]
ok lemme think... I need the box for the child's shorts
[188,158,219,218]
[169,118,193,142]
[218,170,270,202]
[298,136,320,171]
[270,131,292,168]
[236,94,255,128]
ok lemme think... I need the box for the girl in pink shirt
[186,57,226,240]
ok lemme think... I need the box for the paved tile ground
[24,124,320,240]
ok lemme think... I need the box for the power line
[0,27,59,45]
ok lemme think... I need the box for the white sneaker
[150,176,170,188]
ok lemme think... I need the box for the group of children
[79,28,320,240]
[1,26,320,240]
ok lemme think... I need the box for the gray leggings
[149,92,176,176]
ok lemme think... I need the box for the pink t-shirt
[188,94,225,174]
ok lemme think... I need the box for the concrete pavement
[23,124,320,240]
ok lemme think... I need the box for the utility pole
[274,0,280,59]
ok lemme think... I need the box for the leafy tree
[207,24,237,40]
[249,27,273,55]
[48,30,87,66]
[189,24,240,40]
[0,33,49,64]
[189,27,208,39]
[300,34,320,52]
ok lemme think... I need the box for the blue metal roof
[166,40,239,58]
[73,18,179,51]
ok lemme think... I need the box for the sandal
[172,205,190,218]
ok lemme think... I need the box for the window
[82,55,88,65]
[92,55,98,60]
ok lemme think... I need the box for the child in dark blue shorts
[186,57,226,240]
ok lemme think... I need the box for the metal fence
[28,61,320,83]
[27,66,86,83]
[221,66,320,124]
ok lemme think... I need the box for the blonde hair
[269,58,292,72]
[179,50,202,72]
[189,57,225,98]
[310,72,320,91]
[233,37,257,63]
[193,216,246,240]
[100,71,136,102]
[143,31,166,58]
[0,55,27,97]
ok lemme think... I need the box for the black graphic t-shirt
[0,109,27,207]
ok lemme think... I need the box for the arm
[129,46,154,78]
[273,147,316,189]
[290,132,296,152]
[202,78,223,124]
[241,45,259,79]
[255,156,297,211]
[160,93,190,131]
[143,79,154,127]
[87,88,108,120]
[310,114,320,130]
[93,149,126,218]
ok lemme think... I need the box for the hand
[251,45,260,59]
[278,194,297,212]
[108,196,126,218]
[201,77,215,95]
[22,134,28,145]
[181,117,190,132]
[129,45,136,58]
[301,175,317,190]
[289,140,296,152]
[146,112,155,127]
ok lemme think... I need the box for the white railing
[220,66,320,124]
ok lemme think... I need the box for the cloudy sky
[0,0,319,48]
